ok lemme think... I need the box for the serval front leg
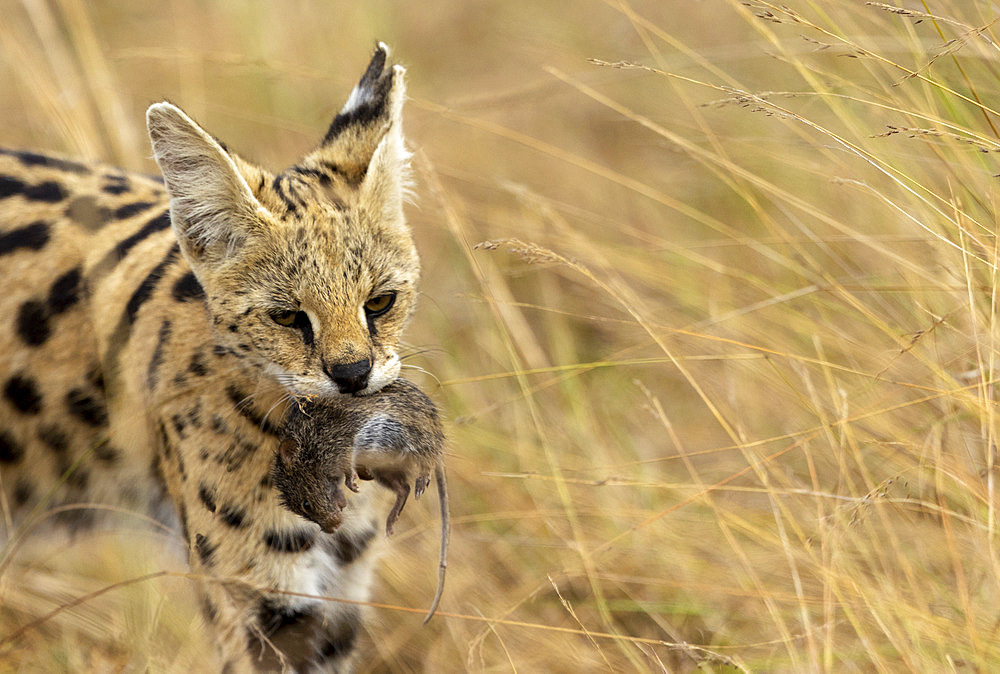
[153,386,382,672]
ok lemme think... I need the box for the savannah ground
[1,0,999,671]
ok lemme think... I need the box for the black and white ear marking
[324,42,394,144]
[295,43,411,216]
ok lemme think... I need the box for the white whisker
[399,347,443,361]
[400,363,442,387]
[262,393,293,429]
[233,392,255,411]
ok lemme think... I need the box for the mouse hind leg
[372,469,410,535]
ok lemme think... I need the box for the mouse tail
[423,462,449,623]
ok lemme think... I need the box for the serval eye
[364,292,396,317]
[270,310,297,327]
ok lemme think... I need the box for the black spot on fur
[94,443,120,464]
[171,413,188,439]
[48,266,83,314]
[102,183,130,196]
[11,269,82,348]
[114,201,155,219]
[189,352,208,377]
[156,422,172,460]
[290,165,333,185]
[13,479,33,505]
[187,402,202,429]
[226,385,278,436]
[24,181,66,203]
[93,209,170,277]
[195,533,217,566]
[317,615,359,663]
[219,438,257,473]
[64,463,90,490]
[52,501,96,529]
[172,271,205,302]
[250,598,332,671]
[198,484,217,513]
[258,598,314,633]
[87,363,105,393]
[0,175,25,199]
[327,528,375,565]
[263,529,315,553]
[272,174,300,216]
[0,431,23,463]
[177,449,187,481]
[4,373,42,414]
[210,415,228,434]
[101,175,130,194]
[16,299,51,346]
[201,596,218,623]
[39,424,69,454]
[117,210,172,257]
[66,388,108,427]
[177,500,190,541]
[0,148,89,174]
[319,160,342,177]
[218,504,247,529]
[124,243,180,325]
[151,453,166,484]
[0,221,49,256]
[147,319,172,390]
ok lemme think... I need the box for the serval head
[146,44,418,398]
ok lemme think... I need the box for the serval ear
[146,102,267,265]
[301,43,411,221]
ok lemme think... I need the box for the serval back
[0,44,421,672]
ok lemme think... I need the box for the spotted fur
[0,44,421,672]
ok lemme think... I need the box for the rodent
[273,378,449,622]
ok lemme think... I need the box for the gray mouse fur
[273,378,449,622]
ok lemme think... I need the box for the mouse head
[273,406,356,533]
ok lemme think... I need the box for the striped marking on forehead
[269,168,350,219]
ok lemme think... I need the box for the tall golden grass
[2,0,1000,670]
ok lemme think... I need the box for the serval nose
[323,358,372,394]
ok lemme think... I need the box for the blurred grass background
[3,0,1000,671]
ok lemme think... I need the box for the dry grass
[2,0,1000,671]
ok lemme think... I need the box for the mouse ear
[278,438,299,465]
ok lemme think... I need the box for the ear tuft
[323,42,394,145]
[300,44,406,186]
[290,46,411,225]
